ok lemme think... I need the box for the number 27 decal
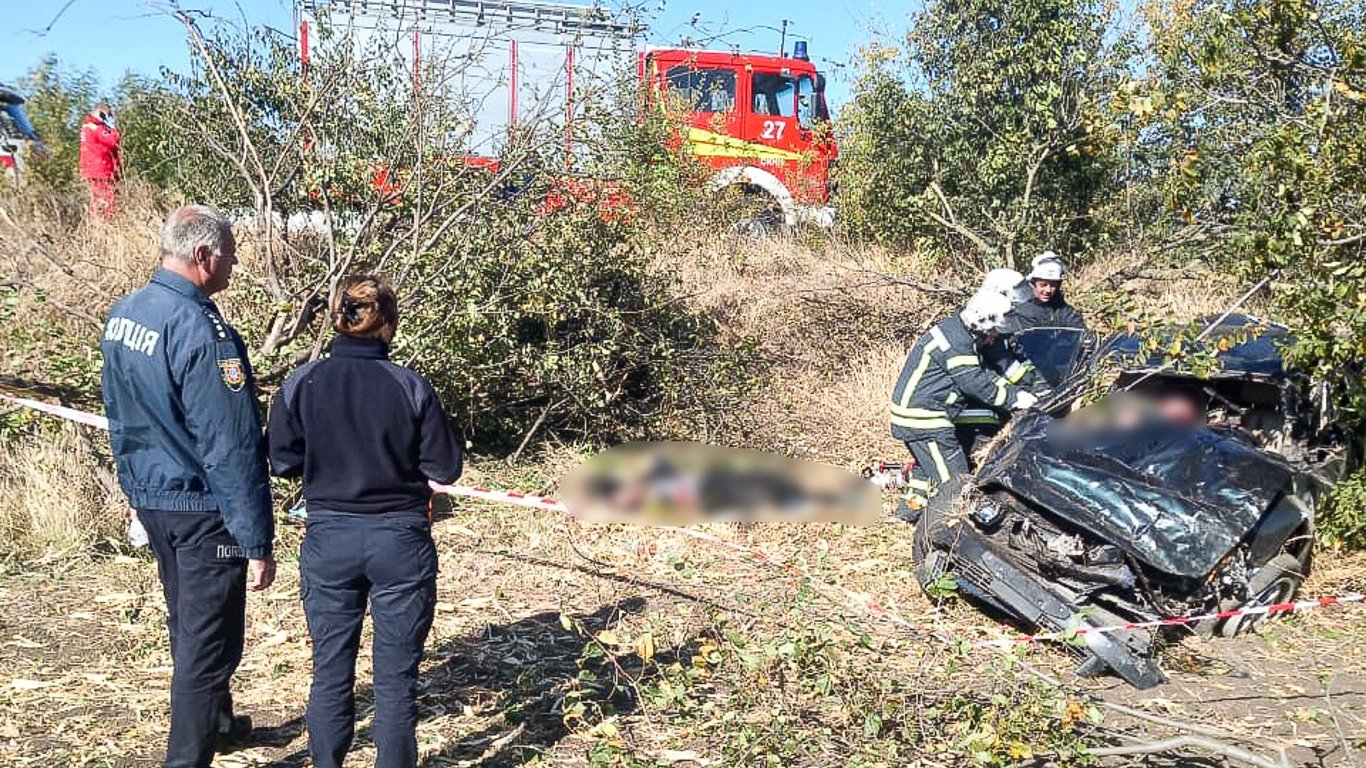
[761,120,787,140]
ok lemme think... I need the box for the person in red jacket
[79,103,121,218]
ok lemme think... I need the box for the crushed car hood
[976,412,1294,579]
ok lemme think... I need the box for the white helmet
[959,290,1012,335]
[980,268,1030,307]
[1028,251,1066,281]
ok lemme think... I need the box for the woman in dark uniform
[267,275,462,768]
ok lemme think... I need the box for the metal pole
[565,43,574,170]
[413,28,421,93]
[779,19,788,58]
[509,39,519,144]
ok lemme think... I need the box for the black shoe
[216,714,253,750]
[894,499,922,525]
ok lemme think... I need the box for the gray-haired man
[101,204,275,767]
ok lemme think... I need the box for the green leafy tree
[118,9,753,451]
[13,57,101,191]
[837,0,1133,269]
[1138,0,1366,432]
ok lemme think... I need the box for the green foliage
[13,56,101,190]
[0,285,102,406]
[1321,468,1366,549]
[628,620,1101,766]
[836,0,1133,268]
[1140,0,1366,430]
[91,13,755,452]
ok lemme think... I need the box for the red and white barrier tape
[7,392,1364,647]
[1,393,110,429]
[429,481,568,514]
[971,592,1366,647]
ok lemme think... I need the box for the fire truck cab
[295,0,838,228]
[644,45,837,228]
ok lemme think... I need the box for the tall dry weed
[658,231,956,463]
[660,230,1255,465]
[0,183,169,560]
[0,180,165,313]
[0,423,125,561]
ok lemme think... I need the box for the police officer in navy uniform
[267,275,462,768]
[100,205,275,768]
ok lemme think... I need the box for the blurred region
[1054,388,1208,441]
[560,441,881,525]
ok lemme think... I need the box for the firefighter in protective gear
[1011,251,1086,330]
[954,268,1051,456]
[80,103,121,218]
[981,268,1033,308]
[889,291,1037,522]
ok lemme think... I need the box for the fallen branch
[1088,735,1291,768]
[509,397,568,465]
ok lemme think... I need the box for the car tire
[1215,551,1308,638]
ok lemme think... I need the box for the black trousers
[140,510,247,768]
[903,429,972,513]
[301,510,438,768]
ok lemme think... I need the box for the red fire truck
[296,0,838,227]
[642,45,836,227]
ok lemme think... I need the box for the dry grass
[661,232,1257,468]
[3,196,1365,766]
[1,488,1363,767]
[0,180,164,311]
[661,231,956,464]
[0,422,125,562]
[1069,248,1265,323]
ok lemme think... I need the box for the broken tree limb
[1087,735,1292,768]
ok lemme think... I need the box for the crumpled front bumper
[919,508,1167,689]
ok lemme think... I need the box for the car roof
[1102,313,1293,380]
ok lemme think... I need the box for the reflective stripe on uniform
[926,441,951,482]
[891,404,950,419]
[953,408,1002,426]
[993,378,1009,406]
[890,403,953,429]
[945,354,980,369]
[890,414,954,430]
[896,350,935,410]
[945,391,959,406]
[928,327,951,352]
[1004,359,1033,384]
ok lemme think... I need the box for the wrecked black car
[912,314,1349,688]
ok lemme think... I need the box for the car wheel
[1215,552,1307,638]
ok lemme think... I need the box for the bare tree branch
[924,181,994,256]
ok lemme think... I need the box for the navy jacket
[1010,292,1086,331]
[100,268,275,559]
[266,336,463,515]
[889,315,1024,441]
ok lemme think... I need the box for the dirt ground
[1,501,1363,768]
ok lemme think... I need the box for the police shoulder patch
[219,357,246,392]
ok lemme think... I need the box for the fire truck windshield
[752,72,819,128]
[665,66,737,114]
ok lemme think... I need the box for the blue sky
[0,0,910,107]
